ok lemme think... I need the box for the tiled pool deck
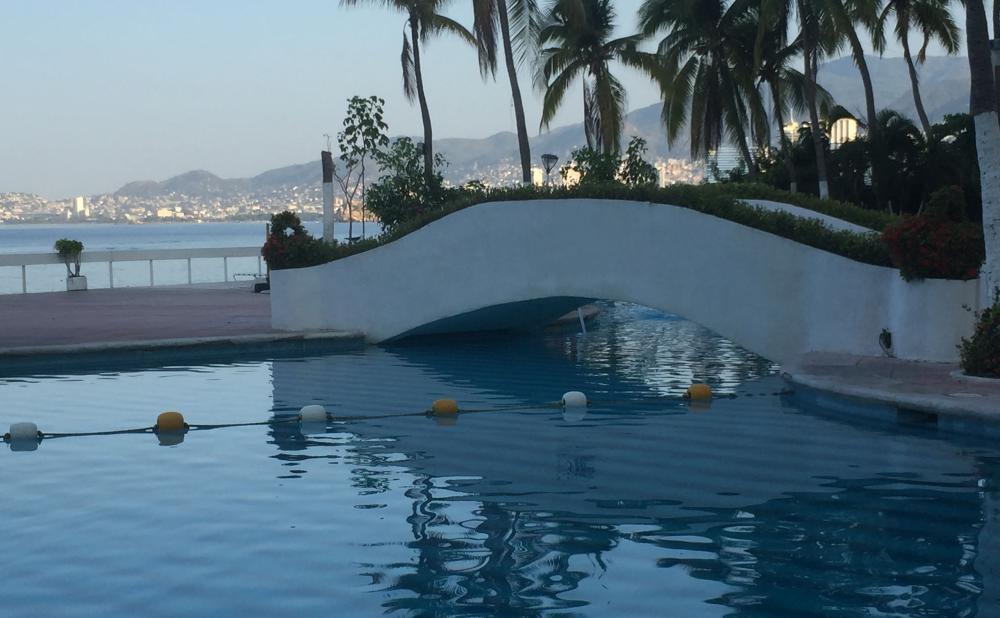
[1,287,998,423]
[785,353,1000,421]
[0,284,360,356]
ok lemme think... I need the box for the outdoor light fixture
[541,153,559,186]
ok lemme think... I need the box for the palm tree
[873,0,959,135]
[964,0,1000,292]
[473,0,542,185]
[824,0,888,209]
[537,0,661,154]
[638,0,767,174]
[341,0,475,182]
[754,28,831,193]
[798,0,842,199]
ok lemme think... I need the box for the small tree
[562,137,658,187]
[333,96,390,239]
[619,137,658,187]
[561,146,619,186]
[366,137,448,233]
[54,238,83,277]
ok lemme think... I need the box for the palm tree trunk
[901,33,932,134]
[732,119,757,179]
[844,27,884,210]
[803,45,830,199]
[967,0,1000,294]
[772,93,799,193]
[410,17,435,182]
[995,1,1000,121]
[497,0,532,185]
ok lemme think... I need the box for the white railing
[0,246,263,294]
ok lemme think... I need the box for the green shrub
[561,146,619,186]
[327,183,894,269]
[924,185,968,223]
[881,215,984,281]
[708,182,897,231]
[959,288,1000,378]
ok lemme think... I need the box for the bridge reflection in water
[266,303,1000,616]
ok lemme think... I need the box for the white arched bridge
[270,199,980,364]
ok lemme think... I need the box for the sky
[0,0,975,198]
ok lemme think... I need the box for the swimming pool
[2,302,998,616]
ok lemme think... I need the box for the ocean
[0,221,381,294]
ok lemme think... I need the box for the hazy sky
[0,0,970,198]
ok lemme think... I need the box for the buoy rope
[43,427,155,439]
[8,390,792,443]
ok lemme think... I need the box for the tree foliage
[366,137,449,232]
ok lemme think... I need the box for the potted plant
[55,238,87,291]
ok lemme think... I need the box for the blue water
[2,303,998,616]
[0,221,381,293]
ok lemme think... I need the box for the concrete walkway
[0,284,358,356]
[784,353,1000,420]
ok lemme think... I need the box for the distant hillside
[111,55,970,199]
[816,55,969,123]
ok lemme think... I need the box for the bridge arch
[271,199,978,363]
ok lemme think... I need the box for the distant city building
[562,167,582,187]
[531,166,545,187]
[706,146,742,180]
[72,196,90,218]
[655,158,704,186]
[782,117,861,150]
[829,117,860,149]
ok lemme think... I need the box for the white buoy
[299,405,328,422]
[299,421,327,436]
[562,407,587,423]
[561,391,588,407]
[8,422,40,442]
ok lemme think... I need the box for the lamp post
[541,154,559,187]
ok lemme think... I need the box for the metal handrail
[0,246,263,293]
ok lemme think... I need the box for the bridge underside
[391,296,595,341]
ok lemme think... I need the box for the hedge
[288,183,896,269]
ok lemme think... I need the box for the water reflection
[266,303,1000,616]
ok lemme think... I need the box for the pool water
[2,302,999,617]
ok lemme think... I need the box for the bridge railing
[0,246,263,294]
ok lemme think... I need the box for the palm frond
[473,0,500,75]
[509,0,544,64]
[594,68,627,153]
[424,13,476,46]
[539,59,586,130]
[400,33,416,101]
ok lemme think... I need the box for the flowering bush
[261,211,336,270]
[880,216,983,281]
[959,288,1000,378]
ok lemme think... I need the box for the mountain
[110,55,971,199]
[815,55,969,124]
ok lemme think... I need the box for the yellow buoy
[156,411,187,432]
[431,399,459,415]
[686,384,713,401]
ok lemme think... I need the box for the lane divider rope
[4,388,793,444]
